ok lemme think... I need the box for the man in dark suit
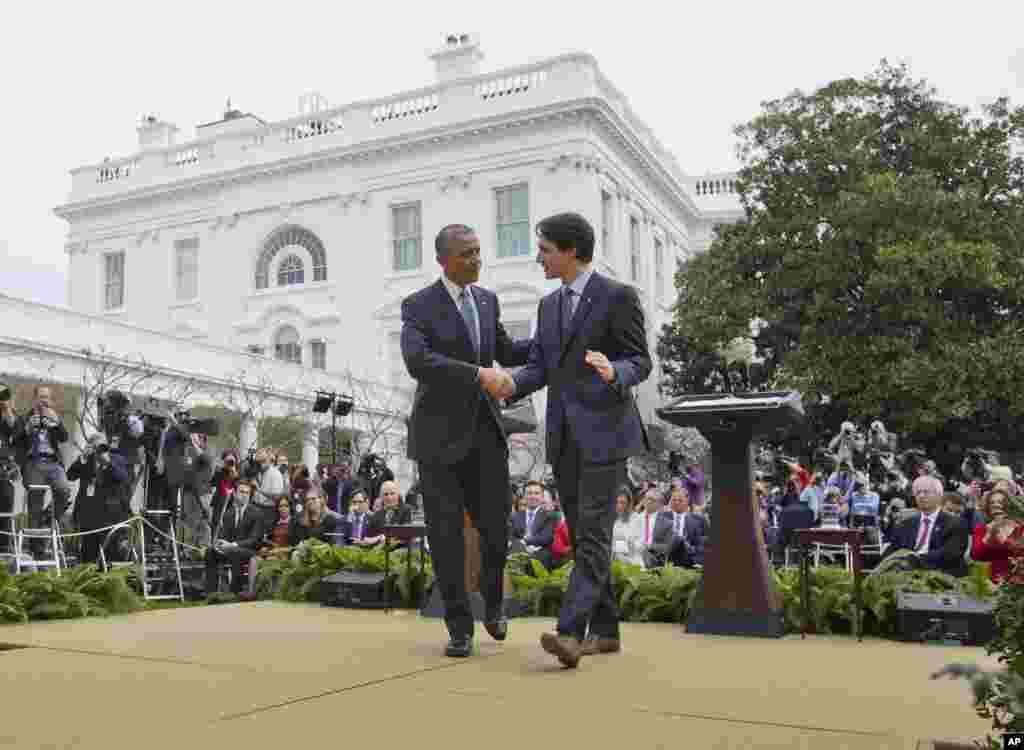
[323,461,357,516]
[401,224,532,657]
[646,489,707,569]
[205,480,266,595]
[509,479,557,565]
[775,493,816,562]
[883,476,968,577]
[502,212,651,668]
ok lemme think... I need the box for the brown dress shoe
[581,636,621,655]
[540,632,583,668]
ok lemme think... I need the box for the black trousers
[418,405,510,638]
[554,428,627,641]
[205,545,257,594]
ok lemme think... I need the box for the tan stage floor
[0,602,999,750]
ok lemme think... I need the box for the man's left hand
[585,350,616,383]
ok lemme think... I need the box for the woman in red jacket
[551,513,572,567]
[971,489,1024,582]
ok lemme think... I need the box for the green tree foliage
[660,60,1024,456]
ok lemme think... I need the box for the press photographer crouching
[19,385,73,528]
[67,434,131,564]
[205,480,265,597]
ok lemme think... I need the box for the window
[255,225,327,289]
[246,345,265,355]
[496,184,530,258]
[174,238,199,301]
[629,217,640,282]
[277,254,304,286]
[601,190,613,257]
[104,252,125,310]
[274,326,302,364]
[392,203,422,271]
[654,237,664,295]
[311,340,326,370]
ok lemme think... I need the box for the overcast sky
[1,1,1022,307]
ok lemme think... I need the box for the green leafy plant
[0,565,143,624]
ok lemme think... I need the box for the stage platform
[0,602,998,749]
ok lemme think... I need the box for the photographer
[829,422,865,469]
[209,449,240,538]
[67,433,130,564]
[17,385,73,528]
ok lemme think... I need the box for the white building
[55,34,742,454]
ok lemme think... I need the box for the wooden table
[382,523,428,611]
[793,527,866,642]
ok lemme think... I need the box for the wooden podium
[656,391,805,638]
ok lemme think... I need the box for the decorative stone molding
[336,191,371,213]
[546,152,604,174]
[438,173,472,192]
[209,213,240,234]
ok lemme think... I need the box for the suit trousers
[554,426,627,640]
[418,403,510,638]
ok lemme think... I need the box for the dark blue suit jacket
[401,279,531,465]
[887,510,968,577]
[512,272,651,465]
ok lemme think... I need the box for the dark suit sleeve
[650,515,671,556]
[608,284,652,400]
[401,295,480,390]
[512,299,549,398]
[525,514,555,549]
[238,514,266,552]
[53,421,69,445]
[924,515,967,572]
[492,292,531,367]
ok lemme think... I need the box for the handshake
[478,367,516,401]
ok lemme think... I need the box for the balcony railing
[65,53,698,206]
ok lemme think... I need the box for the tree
[338,370,411,473]
[661,60,1024,464]
[509,422,546,481]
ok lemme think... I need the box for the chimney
[429,33,483,83]
[137,115,179,152]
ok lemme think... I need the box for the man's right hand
[478,368,515,400]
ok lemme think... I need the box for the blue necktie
[562,288,575,344]
[459,289,480,361]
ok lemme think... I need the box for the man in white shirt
[882,475,968,577]
[638,489,663,555]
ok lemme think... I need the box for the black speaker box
[321,571,389,609]
[896,591,996,646]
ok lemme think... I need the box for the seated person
[288,489,338,548]
[847,474,881,524]
[971,488,1024,583]
[365,480,412,542]
[881,475,968,577]
[612,485,646,567]
[205,480,265,596]
[247,498,292,597]
[508,480,556,560]
[775,492,815,560]
[646,487,707,568]
[344,490,376,545]
[549,513,571,568]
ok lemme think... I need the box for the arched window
[274,326,302,364]
[254,225,328,289]
[277,254,304,286]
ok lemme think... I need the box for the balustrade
[371,94,440,124]
[476,71,546,100]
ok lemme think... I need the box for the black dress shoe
[483,617,508,641]
[445,635,473,658]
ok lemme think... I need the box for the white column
[239,414,259,456]
[302,419,320,472]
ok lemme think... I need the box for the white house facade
[55,34,743,456]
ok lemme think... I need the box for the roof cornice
[54,96,705,223]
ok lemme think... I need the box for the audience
[345,490,374,545]
[509,480,556,561]
[288,489,338,547]
[646,486,706,568]
[205,480,265,597]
